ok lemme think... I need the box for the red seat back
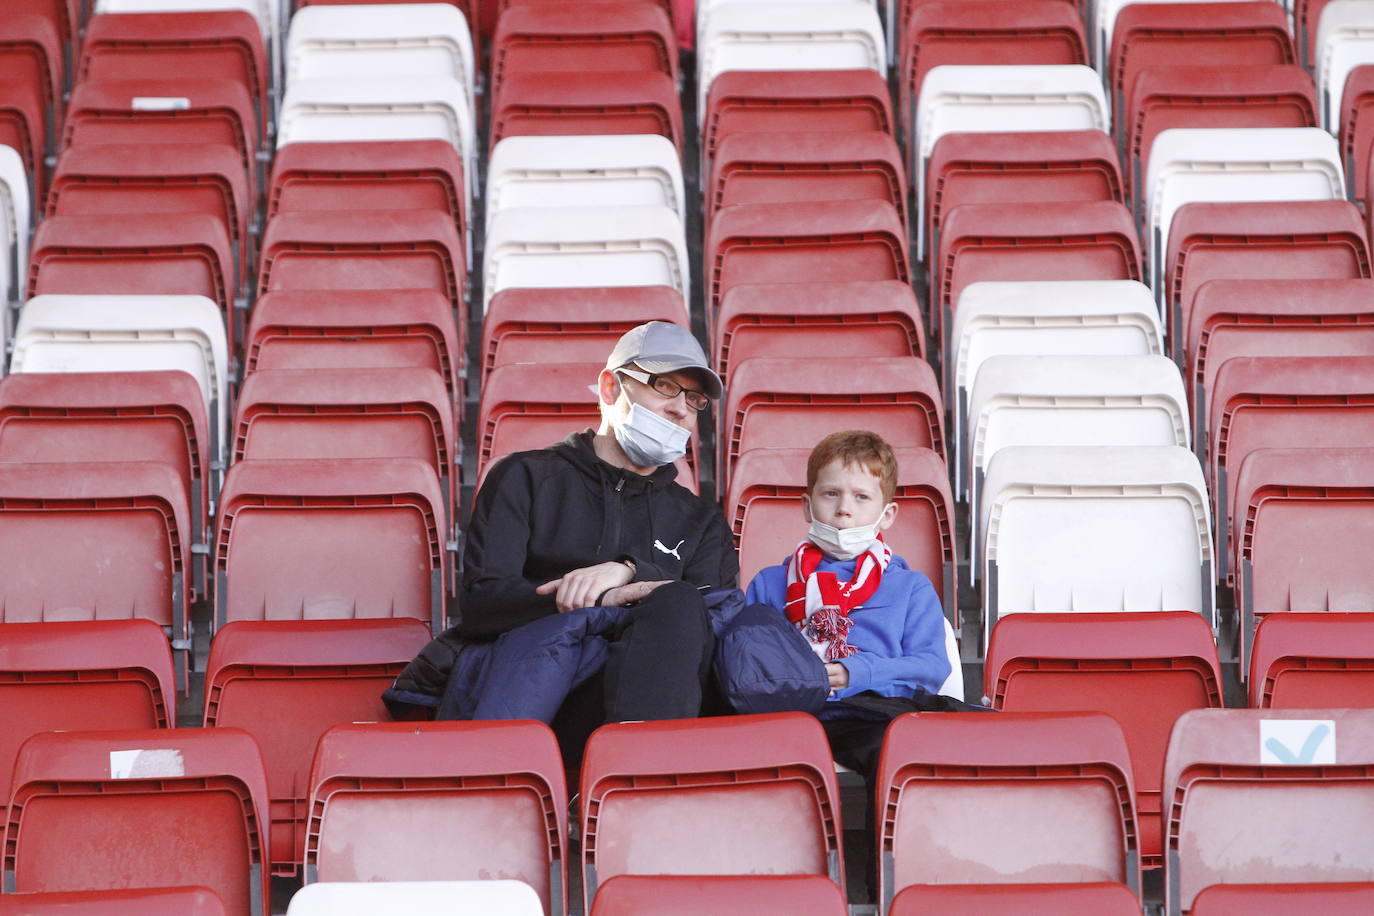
[1250,612,1374,709]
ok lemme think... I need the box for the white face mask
[807,507,893,560]
[613,402,690,468]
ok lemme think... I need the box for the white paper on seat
[287,880,543,915]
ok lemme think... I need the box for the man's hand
[535,560,635,612]
[825,662,849,691]
[599,579,671,607]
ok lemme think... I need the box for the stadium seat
[0,618,175,803]
[913,65,1108,243]
[214,457,447,633]
[1250,612,1374,708]
[980,446,1214,653]
[476,360,698,491]
[935,199,1142,346]
[899,0,1088,141]
[79,9,269,144]
[287,881,543,916]
[10,294,229,465]
[1108,1,1295,132]
[705,198,908,332]
[1206,356,1374,592]
[0,12,61,161]
[924,129,1122,262]
[489,69,683,151]
[1316,0,1374,132]
[1164,708,1374,915]
[951,279,1164,492]
[276,76,474,203]
[1125,65,1318,217]
[3,727,270,916]
[579,713,845,912]
[707,130,905,225]
[699,69,893,180]
[482,285,687,383]
[590,874,847,916]
[1167,200,1370,356]
[295,0,478,66]
[966,354,1190,576]
[1234,448,1374,664]
[1300,0,1344,69]
[986,611,1223,870]
[714,279,924,387]
[697,1,886,117]
[0,887,227,915]
[0,62,47,204]
[46,142,252,289]
[720,356,944,495]
[287,2,476,117]
[0,369,213,594]
[491,1,676,94]
[890,882,1142,915]
[203,617,432,876]
[484,204,688,309]
[877,711,1140,913]
[1094,0,1282,71]
[1142,127,1345,296]
[0,144,31,319]
[487,133,685,225]
[1191,882,1374,915]
[727,446,955,627]
[303,720,568,915]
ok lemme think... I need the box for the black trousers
[552,580,715,770]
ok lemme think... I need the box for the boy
[744,430,951,781]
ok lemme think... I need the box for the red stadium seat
[490,69,682,151]
[590,875,846,916]
[0,370,213,597]
[0,619,174,804]
[1109,1,1296,131]
[936,199,1141,346]
[700,70,894,180]
[491,1,677,93]
[1192,882,1374,915]
[580,713,845,912]
[1342,65,1374,200]
[266,140,465,233]
[0,886,227,915]
[0,13,61,160]
[3,728,270,916]
[1251,612,1374,708]
[708,130,907,225]
[924,130,1123,264]
[481,285,687,383]
[720,356,945,495]
[0,461,191,675]
[706,199,909,333]
[0,73,45,204]
[727,446,955,628]
[877,711,1140,913]
[47,143,251,289]
[303,720,568,915]
[214,457,447,633]
[985,611,1223,870]
[476,360,698,492]
[203,618,433,877]
[1234,448,1374,661]
[78,11,269,144]
[10,0,74,74]
[1126,65,1317,215]
[1168,202,1370,358]
[899,0,1087,138]
[1207,356,1374,596]
[245,289,463,409]
[714,279,925,387]
[890,881,1142,915]
[1164,708,1374,914]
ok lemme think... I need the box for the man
[459,321,738,736]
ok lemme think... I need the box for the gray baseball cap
[605,321,723,398]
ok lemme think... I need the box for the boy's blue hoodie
[745,552,950,701]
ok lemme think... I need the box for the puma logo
[654,538,685,560]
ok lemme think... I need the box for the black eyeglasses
[617,367,710,412]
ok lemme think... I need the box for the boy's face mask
[805,504,895,560]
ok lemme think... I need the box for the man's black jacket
[457,430,739,639]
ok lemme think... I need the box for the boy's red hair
[806,430,898,502]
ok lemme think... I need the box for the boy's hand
[599,580,671,607]
[536,560,635,612]
[825,663,849,690]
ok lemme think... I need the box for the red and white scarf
[784,536,892,662]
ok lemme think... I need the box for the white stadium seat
[1316,0,1374,131]
[0,145,30,334]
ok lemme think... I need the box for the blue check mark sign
[1264,723,1332,765]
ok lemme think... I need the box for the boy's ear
[876,500,899,533]
[801,493,814,524]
